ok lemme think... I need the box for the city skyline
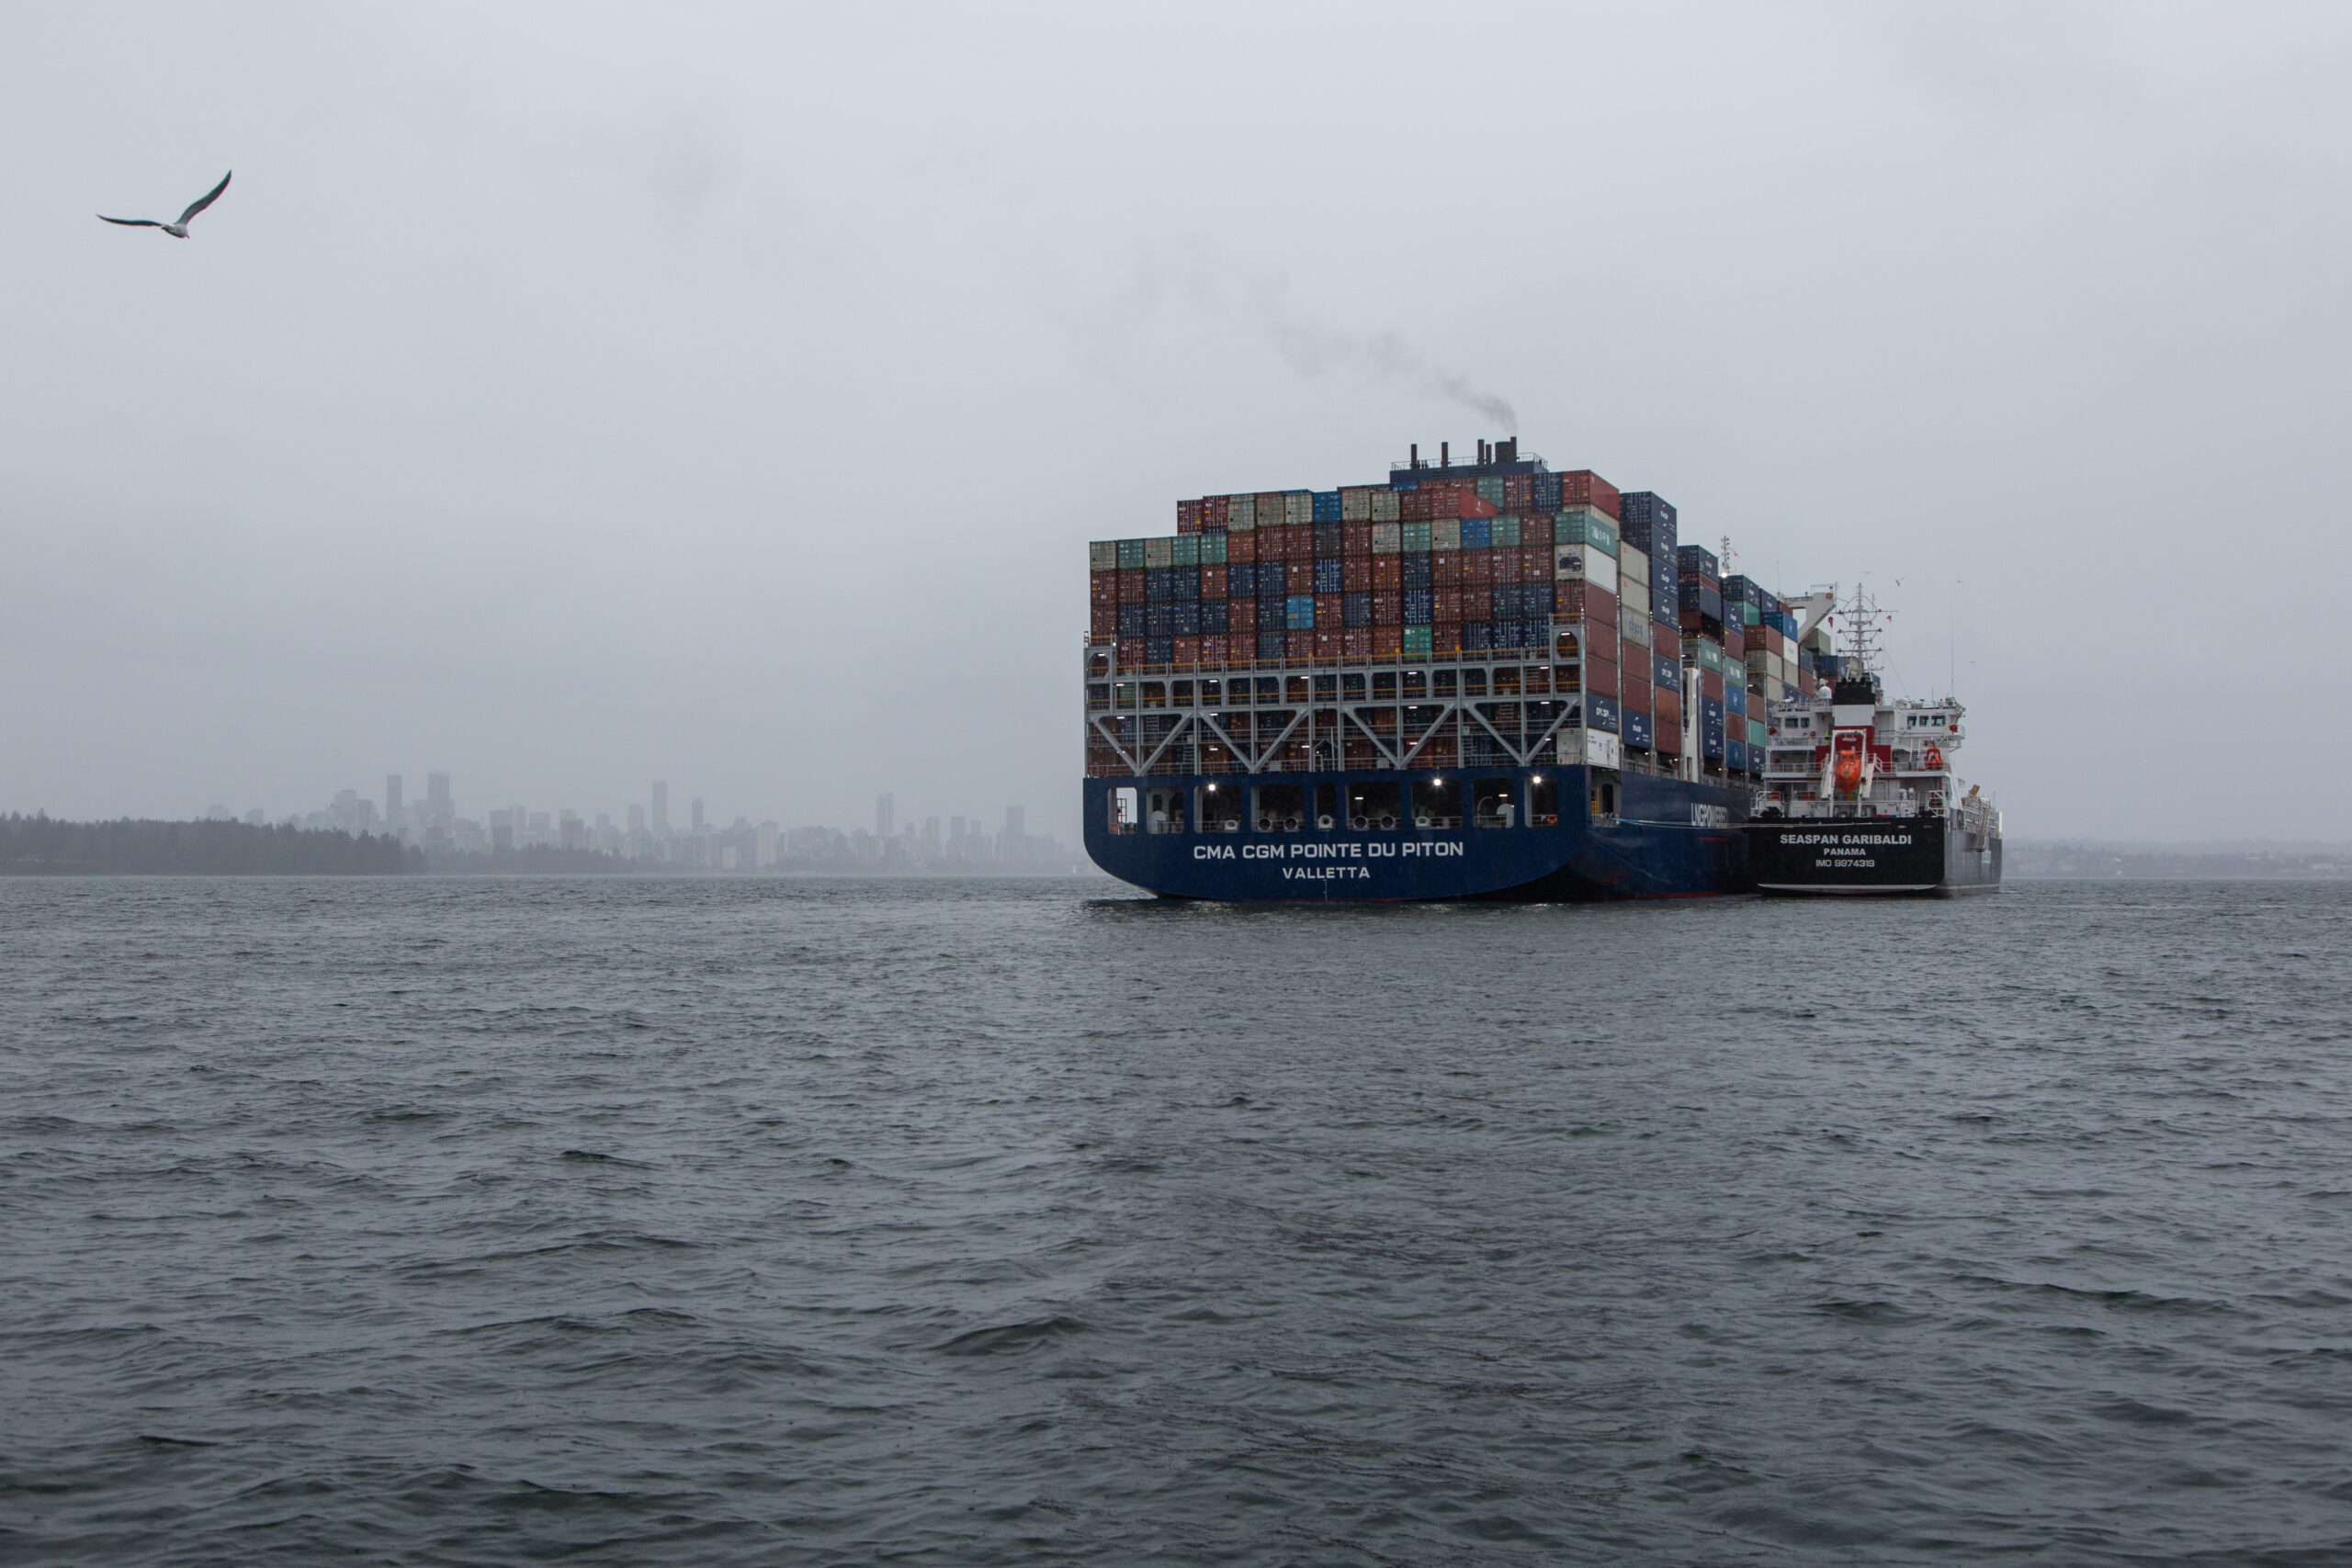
[221,773,1079,874]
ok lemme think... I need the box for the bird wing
[98,215,162,227]
[177,171,232,226]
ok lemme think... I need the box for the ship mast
[1838,583,1886,674]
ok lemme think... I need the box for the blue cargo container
[1344,592,1371,626]
[1145,567,1170,602]
[1286,594,1316,630]
[1726,737,1747,773]
[1146,604,1173,637]
[1173,602,1200,636]
[1463,620,1492,650]
[1201,600,1228,633]
[1315,558,1343,594]
[1313,491,1342,523]
[1617,491,1678,552]
[1227,562,1257,597]
[1402,553,1431,590]
[1653,651,1678,689]
[1589,694,1622,734]
[1147,636,1173,664]
[1403,587,1433,625]
[1678,545,1718,580]
[1533,472,1563,509]
[1314,522,1342,556]
[1257,631,1286,659]
[1119,604,1147,637]
[1461,516,1492,550]
[1679,581,1724,621]
[1623,710,1653,750]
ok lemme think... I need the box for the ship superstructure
[1748,588,2003,894]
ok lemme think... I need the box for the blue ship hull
[1084,766,1751,901]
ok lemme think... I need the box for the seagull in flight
[99,171,232,238]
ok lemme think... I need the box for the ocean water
[3,876,2349,1565]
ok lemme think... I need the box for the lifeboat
[1831,732,1866,794]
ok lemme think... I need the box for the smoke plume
[1069,243,1518,435]
[1237,269,1519,435]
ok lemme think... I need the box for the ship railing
[1081,638,1581,678]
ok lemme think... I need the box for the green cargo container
[1401,521,1432,553]
[1555,508,1618,556]
[1402,626,1433,656]
[1492,515,1521,547]
[1198,530,1227,565]
[1117,538,1147,570]
[1170,534,1199,567]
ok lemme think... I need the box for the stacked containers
[1091,463,1816,780]
[1619,492,1680,760]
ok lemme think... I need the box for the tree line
[0,814,420,874]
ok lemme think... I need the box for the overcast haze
[4,4,2346,841]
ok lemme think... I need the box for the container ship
[1080,441,1990,900]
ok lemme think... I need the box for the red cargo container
[1700,668,1724,701]
[1619,672,1653,715]
[1091,603,1117,637]
[1315,592,1342,627]
[1555,581,1618,624]
[1201,633,1228,662]
[1285,559,1315,595]
[1430,550,1460,586]
[1314,628,1343,660]
[1342,521,1371,557]
[1177,499,1201,535]
[1502,474,1532,509]
[1172,636,1199,665]
[1091,570,1118,606]
[1226,530,1255,563]
[1586,655,1620,699]
[1199,565,1226,598]
[1462,549,1493,587]
[1202,494,1228,526]
[1372,556,1401,592]
[1283,523,1312,558]
[1227,598,1255,634]
[1374,592,1402,626]
[1343,556,1373,592]
[1120,569,1146,604]
[1655,688,1682,750]
[1342,627,1372,658]
[1722,624,1744,660]
[1559,470,1621,520]
[1433,586,1462,623]
[1373,626,1403,657]
[1521,514,1553,548]
[1461,584,1492,621]
[1118,637,1145,667]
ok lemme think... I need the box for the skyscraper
[426,772,452,817]
[876,793,895,840]
[651,780,670,837]
[691,797,706,834]
[385,773,403,829]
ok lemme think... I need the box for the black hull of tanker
[1084,766,1750,902]
[1746,818,2002,897]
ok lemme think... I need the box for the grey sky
[4,4,2346,840]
